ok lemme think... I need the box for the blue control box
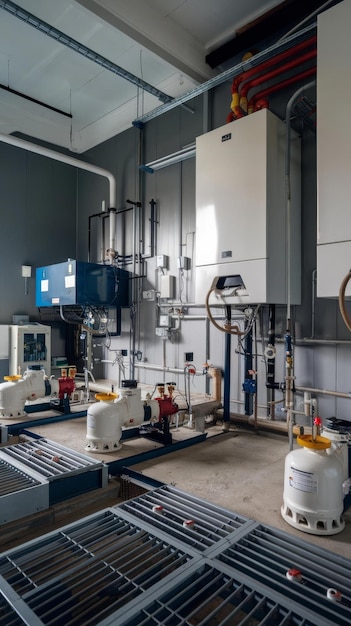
[36,260,129,307]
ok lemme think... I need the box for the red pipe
[251,66,316,113]
[239,48,316,112]
[231,35,316,92]
[228,35,316,121]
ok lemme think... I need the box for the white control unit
[9,324,51,376]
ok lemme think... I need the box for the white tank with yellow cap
[281,428,345,535]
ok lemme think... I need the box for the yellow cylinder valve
[95,392,118,402]
[297,434,331,450]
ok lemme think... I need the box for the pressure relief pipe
[0,132,117,257]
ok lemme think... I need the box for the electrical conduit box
[195,109,301,305]
[36,260,129,307]
[160,274,175,299]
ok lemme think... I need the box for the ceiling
[0,0,306,153]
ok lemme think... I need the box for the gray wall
[0,142,77,322]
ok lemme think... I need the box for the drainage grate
[0,459,48,525]
[216,524,351,626]
[0,459,41,495]
[0,592,27,626]
[119,485,250,551]
[0,439,103,479]
[118,562,321,626]
[1,489,351,626]
[0,509,192,626]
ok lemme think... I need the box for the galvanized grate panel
[0,459,41,495]
[0,509,193,626]
[118,562,319,626]
[1,489,351,626]
[0,458,49,525]
[0,592,27,626]
[0,439,103,479]
[216,524,351,626]
[119,484,250,551]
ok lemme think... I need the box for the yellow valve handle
[95,392,118,402]
[3,375,22,381]
[297,434,331,450]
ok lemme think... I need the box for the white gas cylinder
[85,392,127,453]
[281,434,345,535]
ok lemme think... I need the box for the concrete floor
[4,409,351,561]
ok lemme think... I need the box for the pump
[85,380,178,452]
[0,368,75,418]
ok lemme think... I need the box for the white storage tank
[281,434,345,535]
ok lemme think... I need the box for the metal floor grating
[0,458,48,525]
[0,509,194,626]
[0,486,350,626]
[214,523,351,626]
[118,561,323,626]
[0,438,104,480]
[118,484,251,551]
[0,459,41,495]
[0,591,27,626]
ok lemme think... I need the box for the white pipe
[0,132,117,251]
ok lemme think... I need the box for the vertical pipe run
[244,323,253,416]
[267,304,276,418]
[285,79,316,449]
[223,305,231,423]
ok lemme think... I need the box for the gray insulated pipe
[0,132,117,255]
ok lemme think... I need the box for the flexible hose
[338,270,351,333]
[205,287,247,336]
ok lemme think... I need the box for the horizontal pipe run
[296,386,351,400]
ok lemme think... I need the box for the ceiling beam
[205,0,339,68]
[75,0,215,83]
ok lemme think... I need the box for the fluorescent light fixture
[141,144,196,172]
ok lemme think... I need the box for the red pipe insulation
[252,66,316,112]
[231,35,316,92]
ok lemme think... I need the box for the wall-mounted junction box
[177,256,191,270]
[142,289,156,301]
[156,255,168,269]
[160,274,175,299]
[195,109,301,306]
[159,314,170,327]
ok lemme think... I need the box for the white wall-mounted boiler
[195,108,301,306]
[317,0,351,298]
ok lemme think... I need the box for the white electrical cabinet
[195,108,301,305]
[317,0,351,297]
[9,324,51,376]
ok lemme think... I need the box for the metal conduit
[134,23,317,125]
[0,0,173,105]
